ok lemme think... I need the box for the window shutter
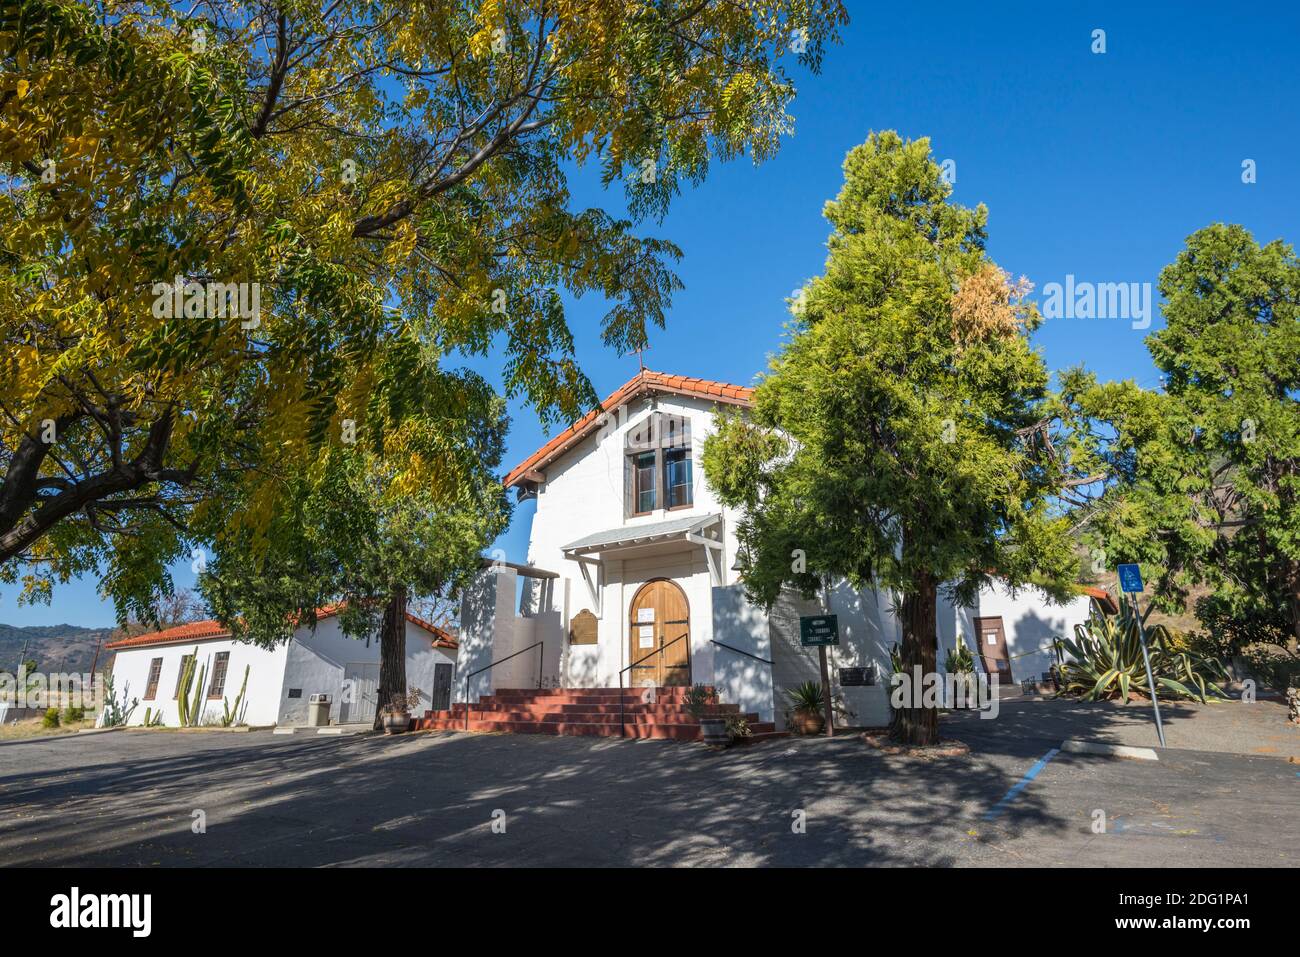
[624,449,635,517]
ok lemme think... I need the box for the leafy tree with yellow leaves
[0,0,848,622]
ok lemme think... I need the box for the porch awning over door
[561,514,726,610]
[560,513,722,556]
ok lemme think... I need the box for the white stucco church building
[451,370,1112,734]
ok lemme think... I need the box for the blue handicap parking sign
[1117,563,1144,593]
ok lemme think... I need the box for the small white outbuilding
[105,609,457,727]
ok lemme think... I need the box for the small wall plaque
[570,609,598,645]
[839,667,873,687]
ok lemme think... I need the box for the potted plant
[683,684,727,745]
[784,680,828,735]
[380,687,424,734]
[944,634,978,707]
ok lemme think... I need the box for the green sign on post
[799,615,839,647]
[799,614,838,738]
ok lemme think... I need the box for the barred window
[144,658,163,701]
[207,652,230,700]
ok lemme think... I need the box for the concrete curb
[75,725,122,736]
[272,725,372,736]
[1062,738,1159,761]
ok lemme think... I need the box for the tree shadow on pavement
[0,727,1066,867]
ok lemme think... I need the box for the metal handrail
[461,640,544,730]
[618,632,690,738]
[709,639,772,665]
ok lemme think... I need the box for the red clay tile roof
[104,619,231,650]
[402,612,459,649]
[504,369,754,488]
[106,609,458,651]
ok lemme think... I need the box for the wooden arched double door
[628,579,691,687]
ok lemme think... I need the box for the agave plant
[783,680,854,722]
[785,680,826,713]
[1054,600,1229,703]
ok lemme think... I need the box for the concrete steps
[413,686,787,743]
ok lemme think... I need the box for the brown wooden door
[628,579,691,687]
[973,616,1014,684]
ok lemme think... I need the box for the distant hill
[0,623,117,674]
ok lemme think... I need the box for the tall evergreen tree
[703,132,1078,745]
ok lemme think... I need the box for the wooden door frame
[627,577,692,686]
[972,615,1013,683]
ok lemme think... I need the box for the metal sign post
[1116,563,1166,748]
[800,615,839,738]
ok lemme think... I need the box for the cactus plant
[100,674,137,727]
[175,648,210,727]
[142,707,163,727]
[221,666,250,727]
[174,651,196,725]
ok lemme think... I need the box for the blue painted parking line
[983,748,1060,821]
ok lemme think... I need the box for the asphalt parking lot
[0,699,1295,867]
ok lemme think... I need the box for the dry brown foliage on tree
[951,265,1036,347]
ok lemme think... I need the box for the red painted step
[411,685,787,743]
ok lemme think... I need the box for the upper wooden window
[207,651,230,700]
[633,451,657,514]
[665,448,693,509]
[625,412,692,516]
[143,658,163,701]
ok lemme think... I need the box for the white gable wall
[277,615,458,724]
[525,395,743,576]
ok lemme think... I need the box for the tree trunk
[1288,560,1300,656]
[890,569,940,746]
[373,586,408,731]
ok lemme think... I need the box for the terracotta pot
[699,717,729,746]
[382,711,411,735]
[792,708,824,735]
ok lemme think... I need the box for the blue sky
[7,1,1298,627]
